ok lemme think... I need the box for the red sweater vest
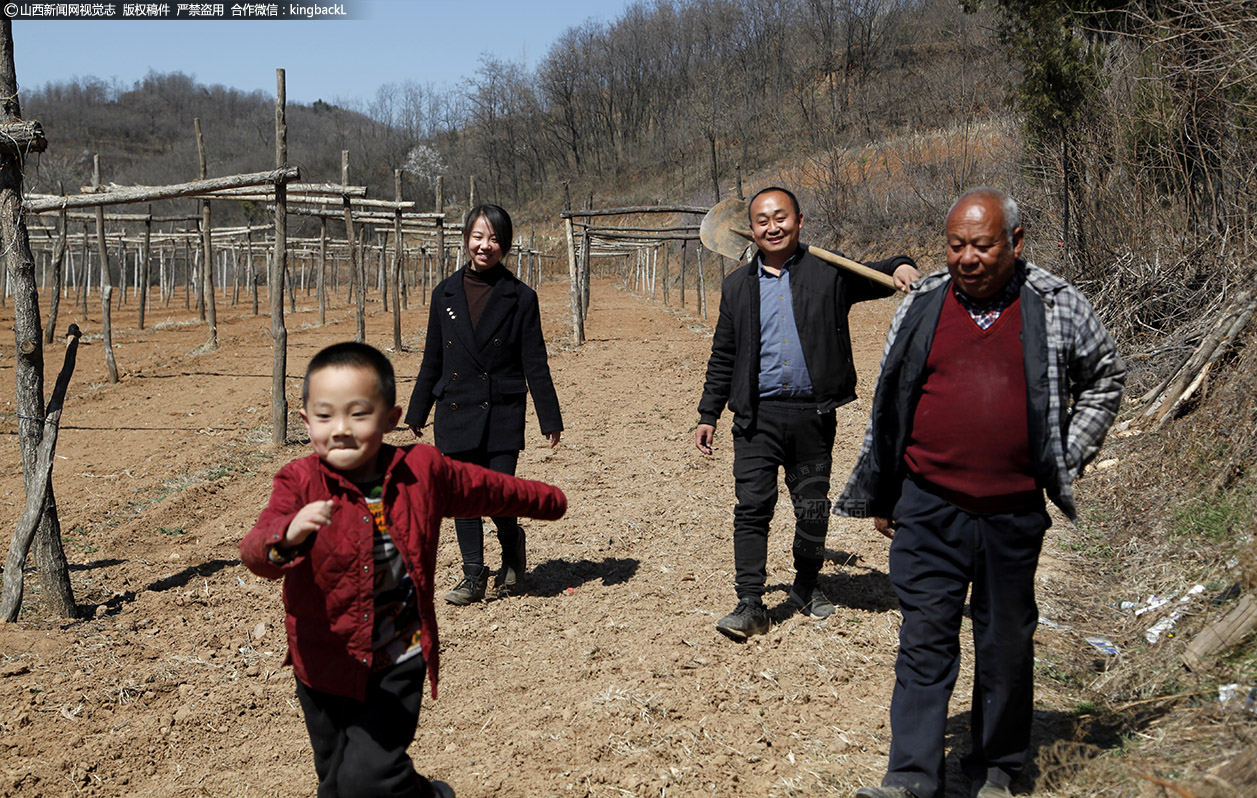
[903,292,1040,513]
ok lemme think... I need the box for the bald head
[944,188,1025,302]
[947,188,1020,247]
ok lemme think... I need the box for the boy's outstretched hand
[284,499,334,548]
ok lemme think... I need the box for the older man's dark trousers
[295,653,433,798]
[881,477,1049,798]
[731,400,836,599]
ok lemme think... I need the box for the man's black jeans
[730,400,836,600]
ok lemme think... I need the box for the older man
[838,188,1126,798]
[695,186,919,641]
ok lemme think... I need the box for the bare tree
[0,18,76,619]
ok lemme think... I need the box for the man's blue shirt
[758,253,814,399]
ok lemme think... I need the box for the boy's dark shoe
[497,530,527,591]
[854,786,915,798]
[444,565,489,605]
[715,597,770,641]
[430,781,455,798]
[788,585,835,620]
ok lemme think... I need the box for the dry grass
[1016,322,1257,796]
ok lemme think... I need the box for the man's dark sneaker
[854,786,914,798]
[497,530,527,591]
[444,565,489,605]
[715,597,770,641]
[430,781,456,798]
[788,585,835,620]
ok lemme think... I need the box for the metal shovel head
[700,198,755,263]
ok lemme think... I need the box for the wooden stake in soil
[434,175,445,282]
[93,156,119,383]
[271,69,290,447]
[343,150,365,343]
[42,198,67,344]
[318,216,327,325]
[391,169,403,352]
[562,182,584,345]
[79,225,89,317]
[195,118,218,349]
[697,243,707,318]
[138,207,151,329]
[247,229,258,315]
[580,194,591,319]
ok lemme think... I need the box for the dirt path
[0,278,1071,797]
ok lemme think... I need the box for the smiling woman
[404,203,564,606]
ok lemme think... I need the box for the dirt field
[0,274,1094,797]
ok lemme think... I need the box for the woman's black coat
[405,265,563,454]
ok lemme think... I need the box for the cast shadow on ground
[84,558,239,619]
[935,704,1169,796]
[523,557,639,598]
[759,573,898,625]
[68,558,125,571]
[823,548,900,612]
[750,550,899,623]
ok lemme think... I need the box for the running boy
[241,342,566,798]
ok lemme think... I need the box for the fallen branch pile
[1129,274,1256,431]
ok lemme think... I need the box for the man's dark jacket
[406,265,562,454]
[697,244,915,433]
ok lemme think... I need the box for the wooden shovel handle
[805,245,896,290]
[731,227,895,290]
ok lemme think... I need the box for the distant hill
[15,0,1015,247]
[22,71,419,227]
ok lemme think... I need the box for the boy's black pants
[730,401,836,599]
[295,652,433,798]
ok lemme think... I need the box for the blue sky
[13,0,636,106]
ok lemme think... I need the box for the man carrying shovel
[694,186,919,641]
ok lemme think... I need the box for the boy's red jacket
[240,443,566,701]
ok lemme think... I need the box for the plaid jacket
[834,261,1125,521]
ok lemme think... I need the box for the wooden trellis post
[391,169,403,351]
[680,237,687,309]
[271,68,290,446]
[79,225,89,317]
[231,246,240,307]
[562,182,584,345]
[581,193,592,317]
[317,216,327,325]
[697,242,707,318]
[42,192,67,344]
[195,118,217,349]
[139,206,151,327]
[343,150,364,343]
[247,229,258,315]
[434,175,445,283]
[93,155,120,383]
